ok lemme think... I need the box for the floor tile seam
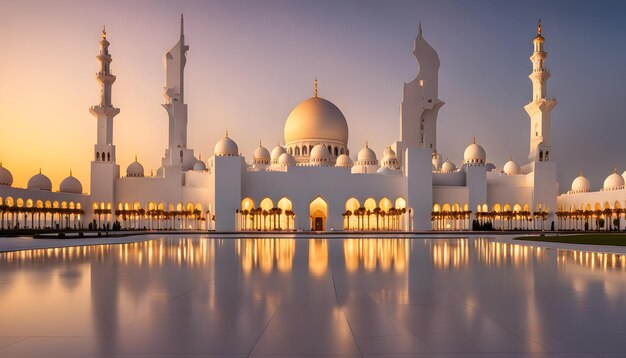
[245,302,282,358]
[329,269,364,358]
[367,294,414,336]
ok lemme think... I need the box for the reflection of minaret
[90,256,119,355]
[161,15,196,171]
[525,20,557,162]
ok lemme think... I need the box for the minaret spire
[418,21,422,37]
[524,20,557,162]
[314,78,319,98]
[180,14,184,37]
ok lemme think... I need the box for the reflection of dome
[335,154,353,168]
[463,138,486,165]
[214,133,239,157]
[278,152,296,166]
[126,158,144,177]
[254,143,270,164]
[571,172,590,193]
[603,167,624,191]
[270,145,286,163]
[193,159,207,171]
[356,143,377,164]
[441,160,456,173]
[0,163,13,186]
[503,159,520,175]
[59,172,82,194]
[27,171,52,191]
[284,96,349,146]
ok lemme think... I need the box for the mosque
[0,18,623,232]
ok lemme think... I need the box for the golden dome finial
[472,136,476,144]
[225,130,229,138]
[537,19,542,36]
[614,163,617,174]
[70,169,72,176]
[579,169,583,177]
[102,26,107,39]
[314,78,318,98]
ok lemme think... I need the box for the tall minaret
[90,27,120,163]
[396,23,444,167]
[524,20,557,162]
[162,15,195,171]
[90,27,120,227]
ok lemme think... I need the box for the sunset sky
[1,0,625,192]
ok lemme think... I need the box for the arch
[69,202,75,209]
[76,203,81,210]
[463,203,469,211]
[334,147,338,156]
[340,148,345,155]
[35,200,43,208]
[26,199,33,208]
[309,196,328,231]
[96,152,100,161]
[260,198,274,211]
[45,200,51,208]
[17,198,24,207]
[345,198,360,212]
[523,204,530,212]
[277,197,293,230]
[503,203,511,212]
[482,204,488,212]
[614,201,622,209]
[107,152,111,161]
[5,197,14,207]
[433,203,441,212]
[604,201,612,209]
[476,204,482,213]
[364,198,376,211]
[395,198,406,209]
[302,146,308,155]
[379,197,392,211]
[176,202,183,211]
[288,147,293,155]
[493,203,502,212]
[442,203,451,212]
[133,202,141,210]
[451,202,460,212]
[241,197,255,211]
[295,147,300,156]
[157,202,165,211]
[513,204,522,212]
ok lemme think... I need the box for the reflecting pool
[1,236,625,357]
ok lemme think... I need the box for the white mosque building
[0,18,622,232]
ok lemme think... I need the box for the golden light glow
[236,238,295,274]
[343,238,408,273]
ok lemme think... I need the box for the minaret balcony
[90,105,120,117]
[96,73,117,82]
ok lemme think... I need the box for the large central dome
[284,96,349,146]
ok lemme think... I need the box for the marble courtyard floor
[0,235,625,357]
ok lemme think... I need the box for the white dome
[357,143,377,163]
[377,166,401,176]
[603,169,625,191]
[503,159,520,175]
[571,173,591,193]
[0,163,13,186]
[193,159,207,171]
[310,144,331,160]
[335,154,353,168]
[278,152,296,166]
[59,173,82,194]
[254,144,271,164]
[270,145,286,162]
[126,159,144,177]
[382,147,396,159]
[214,133,239,157]
[463,139,486,165]
[284,96,349,146]
[441,160,456,173]
[27,171,52,191]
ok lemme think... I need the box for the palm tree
[345,210,352,230]
[373,207,381,230]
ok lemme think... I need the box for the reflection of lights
[557,250,626,272]
[0,238,214,268]
[309,239,328,277]
[343,239,408,273]
[430,239,469,269]
[236,238,295,274]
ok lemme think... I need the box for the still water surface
[0,236,625,357]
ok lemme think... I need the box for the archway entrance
[309,197,328,231]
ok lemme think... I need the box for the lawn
[515,233,626,247]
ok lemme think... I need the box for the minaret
[162,14,195,171]
[89,27,120,163]
[396,23,444,167]
[525,20,557,162]
[89,27,120,228]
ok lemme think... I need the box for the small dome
[571,172,591,193]
[270,144,286,162]
[441,160,456,173]
[357,143,377,163]
[463,138,486,165]
[377,166,401,176]
[254,143,271,164]
[126,158,145,177]
[27,171,52,191]
[278,152,296,166]
[193,159,207,171]
[0,163,13,186]
[503,159,521,175]
[382,147,396,159]
[335,154,353,168]
[214,132,239,157]
[310,144,331,160]
[59,172,82,194]
[603,168,624,191]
